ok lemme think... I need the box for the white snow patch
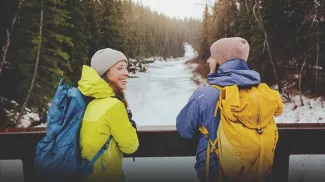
[34,123,46,128]
[9,100,18,106]
[20,112,40,128]
[274,94,325,123]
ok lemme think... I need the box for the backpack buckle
[204,134,209,139]
[257,128,263,135]
[103,142,109,149]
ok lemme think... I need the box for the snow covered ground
[274,94,324,123]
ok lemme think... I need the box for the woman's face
[105,61,129,90]
[207,56,218,73]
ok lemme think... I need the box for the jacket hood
[208,59,261,87]
[78,65,115,99]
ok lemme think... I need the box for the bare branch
[17,0,43,128]
[252,3,262,29]
[315,35,319,91]
[252,4,259,25]
[299,57,307,106]
[287,10,295,18]
[311,14,317,28]
[0,0,24,75]
[6,29,10,38]
[245,0,250,16]
[253,0,282,93]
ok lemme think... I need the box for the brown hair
[102,73,128,108]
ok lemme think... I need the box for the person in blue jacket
[176,37,261,182]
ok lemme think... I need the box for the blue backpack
[35,78,113,182]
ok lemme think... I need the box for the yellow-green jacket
[78,65,139,182]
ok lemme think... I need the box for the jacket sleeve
[107,101,139,154]
[176,90,203,139]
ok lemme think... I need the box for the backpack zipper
[252,93,263,135]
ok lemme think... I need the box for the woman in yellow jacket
[77,48,139,182]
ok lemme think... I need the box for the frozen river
[124,45,197,126]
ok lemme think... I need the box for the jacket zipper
[252,93,263,135]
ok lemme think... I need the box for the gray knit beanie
[90,48,128,77]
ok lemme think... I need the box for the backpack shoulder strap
[209,84,223,117]
[198,124,219,182]
[84,96,121,171]
[199,84,224,182]
[87,135,113,172]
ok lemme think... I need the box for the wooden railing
[1,123,325,182]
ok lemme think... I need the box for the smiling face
[105,60,129,90]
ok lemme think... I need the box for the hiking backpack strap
[198,84,224,182]
[210,85,222,118]
[86,135,113,172]
[198,125,219,182]
[83,96,117,172]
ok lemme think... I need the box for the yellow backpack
[199,83,283,182]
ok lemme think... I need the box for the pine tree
[199,4,211,59]
[64,0,91,84]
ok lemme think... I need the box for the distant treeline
[0,0,201,121]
